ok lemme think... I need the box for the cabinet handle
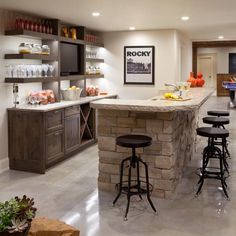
[54,132,61,136]
[54,110,60,114]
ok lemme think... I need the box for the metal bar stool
[113,134,157,220]
[196,127,230,199]
[203,116,230,158]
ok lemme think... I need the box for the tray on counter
[160,97,191,101]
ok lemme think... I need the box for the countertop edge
[7,94,118,112]
[91,88,215,112]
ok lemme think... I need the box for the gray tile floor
[0,95,236,236]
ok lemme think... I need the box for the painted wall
[87,30,192,99]
[0,9,193,171]
[198,47,236,73]
[0,10,42,170]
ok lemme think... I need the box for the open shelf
[5,54,58,61]
[5,29,58,40]
[60,36,85,45]
[86,58,104,63]
[85,74,104,79]
[85,41,104,47]
[60,75,85,81]
[5,77,59,83]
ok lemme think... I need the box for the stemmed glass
[48,64,55,77]
[42,64,49,77]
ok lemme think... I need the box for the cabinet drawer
[46,109,64,132]
[46,130,64,165]
[65,105,80,117]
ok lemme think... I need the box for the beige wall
[87,29,192,99]
[198,47,236,73]
[0,9,42,170]
[0,9,193,171]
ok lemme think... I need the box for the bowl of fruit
[61,86,82,101]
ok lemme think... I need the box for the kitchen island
[91,88,214,198]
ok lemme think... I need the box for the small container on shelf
[18,43,32,54]
[31,44,42,54]
[41,45,50,55]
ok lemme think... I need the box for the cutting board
[161,97,191,101]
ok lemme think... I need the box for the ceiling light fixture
[218,35,224,39]
[181,16,189,21]
[92,12,100,17]
[129,26,136,31]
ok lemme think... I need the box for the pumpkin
[196,72,205,87]
[187,72,197,87]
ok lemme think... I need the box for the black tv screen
[229,53,236,74]
[60,43,79,75]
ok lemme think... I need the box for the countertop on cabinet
[91,88,215,112]
[8,94,117,112]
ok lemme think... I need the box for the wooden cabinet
[46,109,64,132]
[46,130,64,165]
[65,114,80,155]
[217,74,232,96]
[8,103,96,174]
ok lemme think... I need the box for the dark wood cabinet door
[65,105,80,117]
[8,110,45,173]
[46,109,64,133]
[46,129,64,165]
[65,114,80,154]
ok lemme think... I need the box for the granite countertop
[91,88,215,112]
[8,94,117,112]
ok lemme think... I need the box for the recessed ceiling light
[218,35,224,39]
[181,16,189,21]
[92,12,100,17]
[129,26,136,31]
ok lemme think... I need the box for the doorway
[197,54,217,88]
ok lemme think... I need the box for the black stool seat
[197,127,229,138]
[203,117,230,125]
[116,135,152,148]
[207,110,230,117]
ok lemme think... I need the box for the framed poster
[124,46,155,85]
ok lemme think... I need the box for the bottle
[42,20,46,33]
[38,19,42,32]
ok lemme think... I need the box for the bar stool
[113,134,157,220]
[207,110,230,117]
[196,127,229,199]
[203,116,230,157]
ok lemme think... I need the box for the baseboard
[0,157,9,174]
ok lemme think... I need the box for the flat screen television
[60,43,79,75]
[229,53,236,74]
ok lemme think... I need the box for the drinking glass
[5,65,12,78]
[48,64,55,77]
[42,64,49,77]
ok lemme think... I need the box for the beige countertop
[91,88,215,112]
[8,94,117,112]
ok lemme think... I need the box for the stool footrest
[117,180,153,196]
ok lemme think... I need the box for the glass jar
[18,43,32,54]
[41,45,50,55]
[31,44,42,54]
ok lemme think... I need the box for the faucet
[164,83,179,91]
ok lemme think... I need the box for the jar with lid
[31,44,42,54]
[41,45,50,55]
[18,43,32,54]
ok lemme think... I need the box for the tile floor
[0,95,236,236]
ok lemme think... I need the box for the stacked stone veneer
[97,109,197,199]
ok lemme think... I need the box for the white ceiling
[1,0,236,40]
